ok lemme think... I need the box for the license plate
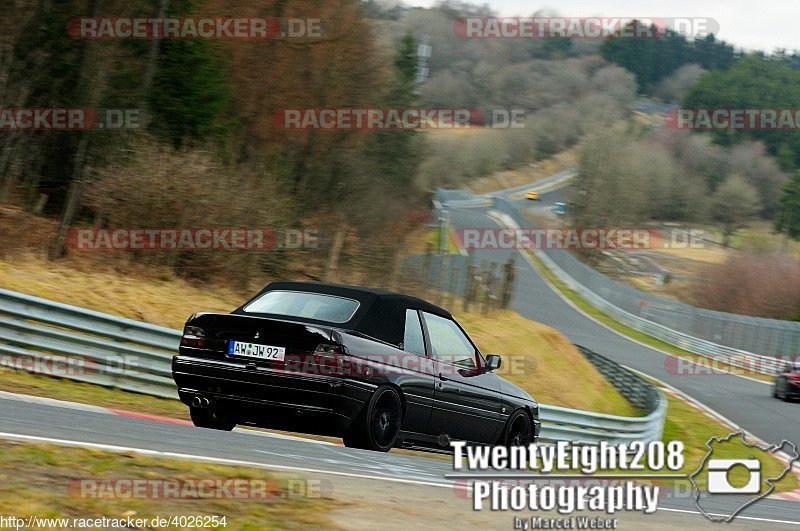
[227,340,285,361]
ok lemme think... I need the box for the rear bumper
[172,355,374,435]
[785,384,800,399]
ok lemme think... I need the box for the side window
[421,312,476,367]
[403,309,426,356]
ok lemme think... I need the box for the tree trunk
[48,0,105,260]
[138,0,169,120]
[325,229,346,282]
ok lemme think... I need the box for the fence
[487,195,797,373]
[403,252,517,313]
[0,287,666,443]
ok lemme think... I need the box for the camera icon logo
[707,458,761,494]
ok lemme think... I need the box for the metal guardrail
[537,246,784,375]
[539,399,665,444]
[489,196,786,376]
[0,288,666,443]
[500,169,576,200]
[536,346,666,444]
[0,288,180,398]
[435,169,576,208]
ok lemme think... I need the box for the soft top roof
[235,281,451,345]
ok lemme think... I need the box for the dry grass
[734,220,800,258]
[0,367,190,419]
[0,205,55,259]
[457,310,639,416]
[0,255,248,330]
[654,246,729,264]
[0,440,341,530]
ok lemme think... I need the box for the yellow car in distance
[525,190,539,200]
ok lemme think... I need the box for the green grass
[657,391,797,493]
[526,251,772,383]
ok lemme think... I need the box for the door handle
[438,373,448,381]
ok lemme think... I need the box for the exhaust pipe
[191,396,210,409]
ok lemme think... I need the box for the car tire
[773,384,778,398]
[344,386,402,452]
[504,409,533,447]
[190,406,236,431]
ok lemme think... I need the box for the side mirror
[485,354,502,372]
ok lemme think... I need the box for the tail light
[181,325,206,348]
[312,344,347,376]
[788,374,800,385]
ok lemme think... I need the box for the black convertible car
[172,281,540,452]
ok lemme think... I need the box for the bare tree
[654,64,707,102]
[709,174,760,246]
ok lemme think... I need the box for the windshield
[242,291,359,323]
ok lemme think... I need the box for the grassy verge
[526,251,773,384]
[0,367,189,419]
[457,310,639,416]
[573,390,800,494]
[655,388,797,493]
[404,224,464,257]
[0,256,244,330]
[0,440,341,530]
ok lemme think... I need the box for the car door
[396,309,436,434]
[420,311,503,443]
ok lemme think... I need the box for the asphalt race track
[0,180,798,526]
[463,184,800,446]
[0,393,799,525]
